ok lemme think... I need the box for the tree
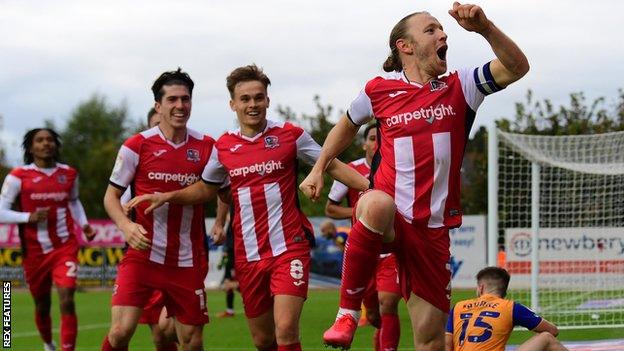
[59,95,130,218]
[276,95,367,216]
[460,89,624,215]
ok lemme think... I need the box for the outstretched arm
[448,2,529,87]
[126,180,219,214]
[300,116,361,201]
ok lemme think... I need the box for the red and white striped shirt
[0,163,88,256]
[348,64,502,228]
[328,158,370,207]
[202,120,318,263]
[109,127,214,267]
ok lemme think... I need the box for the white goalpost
[487,125,624,328]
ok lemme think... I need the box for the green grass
[8,289,623,350]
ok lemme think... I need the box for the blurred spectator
[320,220,349,251]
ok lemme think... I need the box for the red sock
[101,336,128,351]
[60,313,77,351]
[339,221,383,310]
[277,342,301,351]
[380,313,400,350]
[157,342,178,351]
[373,328,381,351]
[35,313,53,344]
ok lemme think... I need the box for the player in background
[300,3,529,349]
[325,124,402,351]
[132,108,179,351]
[127,64,369,350]
[210,196,238,318]
[0,128,95,351]
[446,267,568,351]
[101,68,215,351]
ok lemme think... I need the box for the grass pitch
[8,289,623,350]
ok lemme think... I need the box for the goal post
[488,126,624,328]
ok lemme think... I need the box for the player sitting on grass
[445,266,569,351]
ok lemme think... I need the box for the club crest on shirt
[264,135,279,149]
[57,174,67,184]
[430,80,448,92]
[186,149,200,162]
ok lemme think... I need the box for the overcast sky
[1,0,623,165]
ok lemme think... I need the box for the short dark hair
[363,123,376,140]
[147,108,158,126]
[226,64,271,98]
[22,128,61,164]
[151,68,194,102]
[476,266,511,297]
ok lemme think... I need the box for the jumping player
[127,64,369,350]
[101,68,213,351]
[0,128,95,351]
[300,3,529,349]
[446,267,568,351]
[325,124,402,351]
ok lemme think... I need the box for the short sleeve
[512,302,543,330]
[347,88,374,126]
[458,62,505,112]
[328,180,348,203]
[446,307,455,333]
[109,144,139,189]
[201,146,228,184]
[295,130,321,166]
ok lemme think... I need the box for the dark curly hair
[22,128,61,164]
[151,68,194,102]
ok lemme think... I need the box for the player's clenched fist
[299,170,324,202]
[120,221,151,250]
[448,2,491,34]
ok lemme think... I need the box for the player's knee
[379,296,399,314]
[275,319,299,343]
[358,191,396,230]
[108,325,133,346]
[412,321,444,351]
[59,297,75,314]
[251,333,276,350]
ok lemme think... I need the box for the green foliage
[461,89,624,215]
[276,95,366,216]
[59,95,129,218]
[497,89,624,134]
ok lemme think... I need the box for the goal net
[489,128,624,328]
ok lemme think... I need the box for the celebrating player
[325,124,402,351]
[0,128,95,351]
[300,3,529,349]
[133,108,179,351]
[446,267,569,351]
[127,64,368,350]
[101,68,213,351]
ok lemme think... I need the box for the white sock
[336,308,361,322]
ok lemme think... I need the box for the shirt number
[458,310,501,345]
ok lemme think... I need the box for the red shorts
[363,253,401,304]
[393,216,451,313]
[112,258,208,325]
[23,243,78,298]
[138,290,166,325]
[235,249,310,318]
